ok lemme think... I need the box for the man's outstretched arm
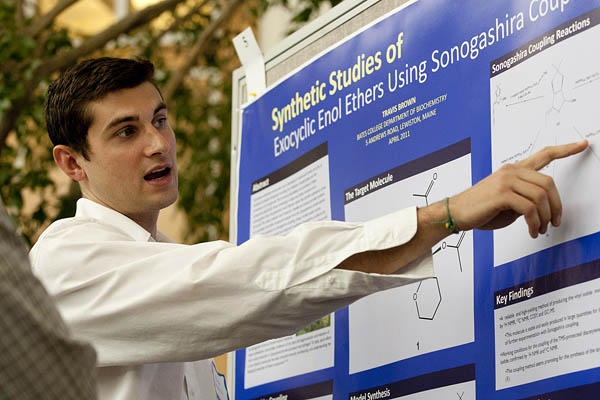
[338,140,589,274]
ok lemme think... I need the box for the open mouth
[144,167,170,181]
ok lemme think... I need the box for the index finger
[518,140,589,170]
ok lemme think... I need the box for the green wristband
[433,197,459,234]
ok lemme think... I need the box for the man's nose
[145,125,170,156]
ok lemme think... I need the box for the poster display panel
[233,0,600,398]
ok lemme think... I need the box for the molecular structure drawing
[573,126,600,162]
[492,85,506,126]
[494,63,578,132]
[412,172,437,206]
[410,172,471,321]
[545,62,576,127]
[433,231,467,272]
[413,278,441,321]
[501,70,547,110]
[412,231,468,320]
[519,62,600,174]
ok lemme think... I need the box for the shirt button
[328,276,336,284]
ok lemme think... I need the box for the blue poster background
[234,0,600,398]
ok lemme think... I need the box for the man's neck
[81,194,159,239]
[124,210,159,239]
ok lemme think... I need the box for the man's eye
[154,117,167,128]
[117,127,135,137]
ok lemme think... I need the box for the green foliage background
[296,314,331,336]
[0,0,341,246]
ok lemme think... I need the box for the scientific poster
[234,0,600,398]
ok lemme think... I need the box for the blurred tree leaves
[0,0,339,245]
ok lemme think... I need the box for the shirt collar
[75,198,154,242]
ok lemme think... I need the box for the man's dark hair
[45,57,157,160]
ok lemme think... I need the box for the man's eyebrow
[154,103,167,114]
[104,115,139,132]
[103,102,168,133]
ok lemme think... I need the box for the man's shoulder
[31,215,134,264]
[30,215,136,281]
[36,215,132,244]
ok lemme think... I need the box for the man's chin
[159,191,178,210]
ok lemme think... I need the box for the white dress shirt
[30,198,433,400]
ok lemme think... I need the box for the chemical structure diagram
[494,59,599,152]
[412,278,441,321]
[411,173,469,321]
[523,62,600,167]
[493,56,600,182]
[489,34,600,267]
[412,232,467,320]
[433,231,467,272]
[412,172,437,206]
[492,62,578,133]
[544,62,576,128]
[573,126,600,162]
[492,85,506,126]
[493,70,547,128]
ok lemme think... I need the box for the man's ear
[53,145,87,182]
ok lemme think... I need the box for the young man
[32,57,588,399]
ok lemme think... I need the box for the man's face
[78,81,178,218]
